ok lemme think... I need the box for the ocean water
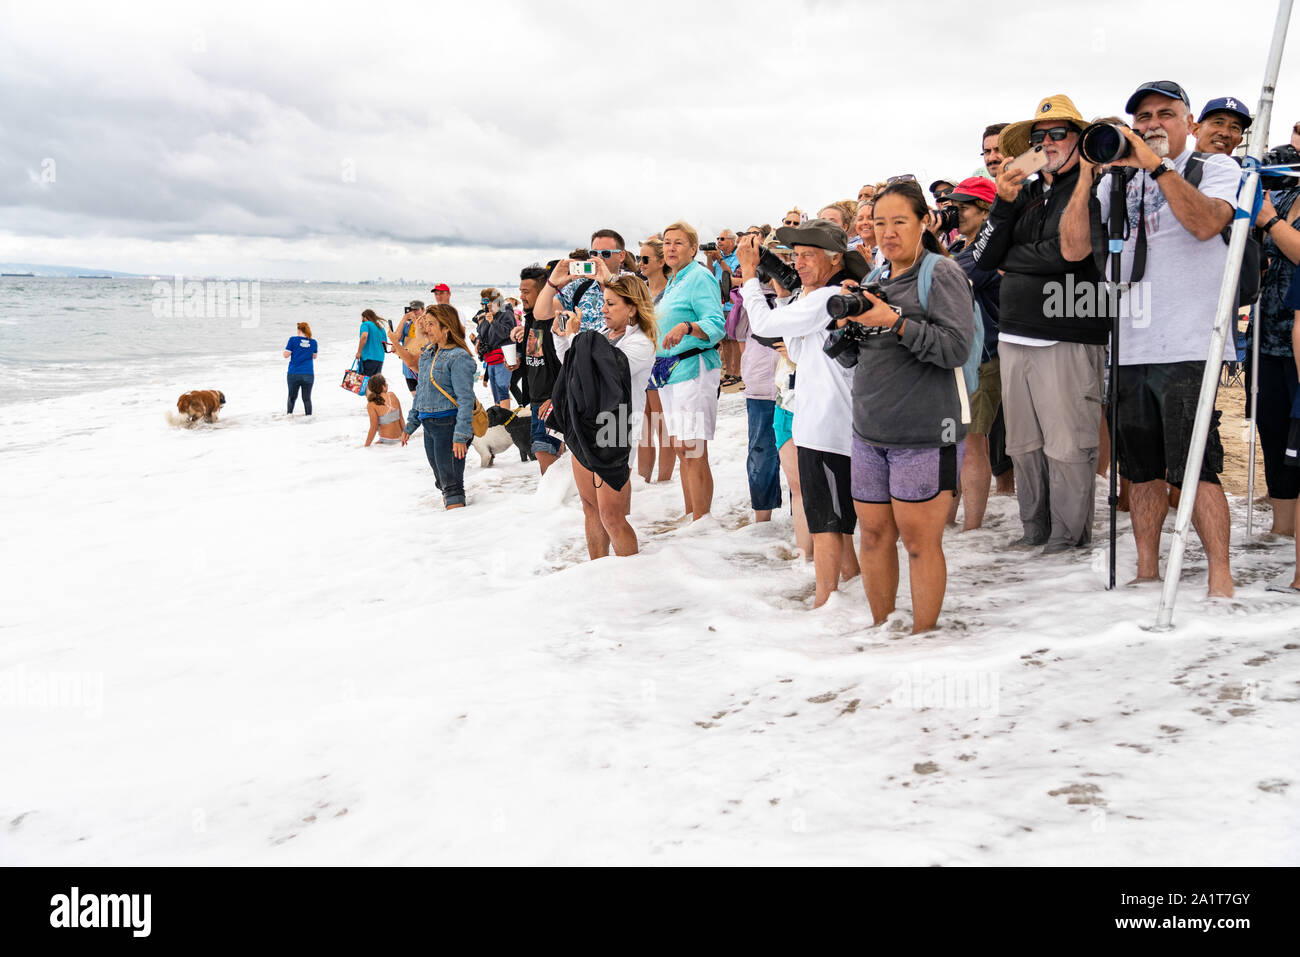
[0,277,512,406]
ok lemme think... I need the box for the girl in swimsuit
[364,374,405,446]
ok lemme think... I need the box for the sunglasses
[637,255,652,264]
[782,219,800,226]
[1028,126,1073,146]
[886,173,917,185]
[587,248,623,259]
[1136,79,1190,106]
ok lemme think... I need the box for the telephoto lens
[756,246,802,291]
[1080,122,1132,165]
[825,291,873,320]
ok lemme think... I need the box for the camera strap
[1127,169,1148,286]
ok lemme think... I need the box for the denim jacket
[404,344,477,443]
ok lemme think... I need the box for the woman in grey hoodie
[835,180,974,634]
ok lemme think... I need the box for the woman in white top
[552,274,657,559]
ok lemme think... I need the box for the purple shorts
[851,436,965,504]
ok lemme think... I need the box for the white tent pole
[1153,0,1293,630]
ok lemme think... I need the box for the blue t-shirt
[358,321,387,362]
[285,337,318,374]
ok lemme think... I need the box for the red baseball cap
[431,282,450,292]
[946,176,997,204]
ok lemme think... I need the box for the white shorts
[659,359,721,441]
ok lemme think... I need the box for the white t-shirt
[741,279,855,457]
[1097,148,1239,365]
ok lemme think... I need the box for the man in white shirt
[1085,80,1238,596]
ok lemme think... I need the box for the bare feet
[1126,575,1161,586]
[1207,569,1235,598]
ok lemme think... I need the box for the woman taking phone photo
[390,305,477,510]
[838,180,974,633]
[654,220,725,522]
[551,274,658,559]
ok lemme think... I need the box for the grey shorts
[851,436,965,504]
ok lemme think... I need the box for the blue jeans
[530,401,562,456]
[746,398,782,511]
[487,362,511,403]
[287,373,314,414]
[420,416,466,506]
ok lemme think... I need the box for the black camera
[699,242,718,252]
[1261,143,1300,190]
[825,282,888,320]
[757,246,802,291]
[1080,121,1131,165]
[931,205,959,234]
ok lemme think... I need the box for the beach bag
[429,363,489,437]
[341,360,368,396]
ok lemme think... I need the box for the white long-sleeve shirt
[553,324,655,464]
[740,278,854,457]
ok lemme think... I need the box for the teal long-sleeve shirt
[655,261,725,386]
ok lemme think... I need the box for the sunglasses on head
[1138,79,1190,105]
[1028,126,1073,146]
[587,248,623,259]
[886,173,917,185]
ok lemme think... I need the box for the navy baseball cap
[1198,96,1253,129]
[1125,80,1191,114]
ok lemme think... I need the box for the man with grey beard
[974,94,1110,554]
[1061,80,1237,596]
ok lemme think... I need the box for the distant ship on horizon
[1,271,35,277]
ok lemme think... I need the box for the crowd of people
[282,82,1300,633]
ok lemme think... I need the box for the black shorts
[796,446,857,535]
[404,376,417,393]
[1115,362,1223,488]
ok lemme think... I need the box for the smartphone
[1006,144,1048,176]
[569,260,596,276]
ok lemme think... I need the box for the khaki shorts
[1000,341,1105,464]
[968,357,1002,435]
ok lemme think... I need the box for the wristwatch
[1260,215,1283,234]
[1149,158,1176,181]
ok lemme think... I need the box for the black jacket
[972,164,1110,344]
[548,331,632,491]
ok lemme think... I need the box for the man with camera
[533,228,630,334]
[735,220,863,608]
[974,94,1110,554]
[707,229,744,385]
[1063,80,1238,595]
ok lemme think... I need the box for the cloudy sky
[2,0,1296,281]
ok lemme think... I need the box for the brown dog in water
[176,390,226,424]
